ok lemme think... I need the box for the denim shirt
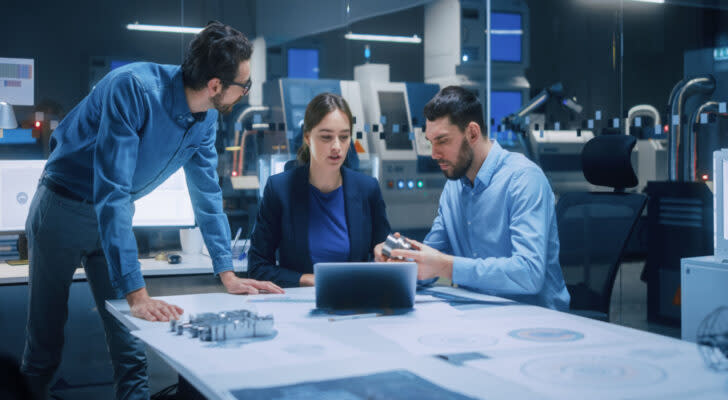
[44,62,232,296]
[424,141,570,311]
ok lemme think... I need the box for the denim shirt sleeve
[183,124,233,275]
[92,73,147,296]
[452,168,552,295]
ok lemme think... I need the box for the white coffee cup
[179,227,203,255]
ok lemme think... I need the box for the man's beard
[211,92,241,115]
[441,138,473,180]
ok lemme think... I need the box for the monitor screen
[377,91,412,151]
[0,161,194,232]
[288,48,319,79]
[0,160,45,233]
[132,169,194,227]
[491,12,522,63]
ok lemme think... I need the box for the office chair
[557,134,647,321]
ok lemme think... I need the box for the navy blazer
[248,165,391,287]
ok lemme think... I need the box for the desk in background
[0,252,246,398]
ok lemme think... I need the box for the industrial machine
[681,149,728,342]
[502,82,595,195]
[355,64,446,234]
[645,46,728,325]
[424,0,531,153]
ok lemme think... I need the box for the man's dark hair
[182,21,253,90]
[424,86,486,137]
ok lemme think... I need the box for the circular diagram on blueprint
[508,328,584,342]
[282,344,327,357]
[418,333,498,349]
[521,355,666,388]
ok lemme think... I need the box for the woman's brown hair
[297,92,354,164]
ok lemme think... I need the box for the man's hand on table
[299,273,315,287]
[220,271,285,295]
[126,287,184,322]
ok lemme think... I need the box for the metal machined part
[381,234,413,259]
[170,309,275,342]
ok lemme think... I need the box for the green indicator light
[417,180,424,188]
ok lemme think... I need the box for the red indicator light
[34,121,41,128]
[663,124,669,133]
[231,171,238,177]
[702,174,709,181]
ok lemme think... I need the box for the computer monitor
[491,12,523,63]
[287,48,319,79]
[132,169,195,228]
[714,149,728,260]
[0,160,45,233]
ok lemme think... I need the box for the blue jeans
[21,183,149,400]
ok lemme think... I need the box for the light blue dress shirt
[424,141,570,311]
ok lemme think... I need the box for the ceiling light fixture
[126,23,203,34]
[345,32,422,44]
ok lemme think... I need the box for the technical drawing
[508,328,584,342]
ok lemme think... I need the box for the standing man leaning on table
[376,86,570,312]
[22,21,282,400]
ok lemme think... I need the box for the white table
[107,287,728,400]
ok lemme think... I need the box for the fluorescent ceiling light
[345,32,422,44]
[628,0,664,3]
[126,23,203,34]
[487,29,524,35]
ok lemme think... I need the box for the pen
[328,312,381,322]
[232,227,242,254]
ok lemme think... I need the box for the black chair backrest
[558,134,646,318]
[581,134,638,190]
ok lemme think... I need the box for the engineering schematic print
[170,310,275,342]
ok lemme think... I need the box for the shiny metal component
[170,309,275,342]
[667,75,715,181]
[382,234,412,259]
[687,101,719,182]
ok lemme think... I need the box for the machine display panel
[378,91,413,151]
[491,12,522,63]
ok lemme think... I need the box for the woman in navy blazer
[248,93,391,287]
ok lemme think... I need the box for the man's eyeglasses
[223,78,252,95]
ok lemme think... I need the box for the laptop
[314,262,417,311]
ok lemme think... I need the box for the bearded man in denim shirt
[22,21,282,399]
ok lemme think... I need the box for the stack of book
[0,234,19,261]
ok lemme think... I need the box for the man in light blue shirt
[378,86,569,311]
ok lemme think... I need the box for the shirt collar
[460,140,503,192]
[171,67,208,125]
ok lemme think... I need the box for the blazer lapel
[291,165,313,269]
[342,167,364,261]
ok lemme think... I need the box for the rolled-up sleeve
[452,168,552,295]
[93,73,147,296]
[183,124,233,275]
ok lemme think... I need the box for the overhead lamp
[126,23,203,34]
[488,29,524,35]
[345,32,422,44]
[0,101,18,139]
[628,0,664,3]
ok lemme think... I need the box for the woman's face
[305,109,351,172]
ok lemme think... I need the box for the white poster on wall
[0,57,35,106]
